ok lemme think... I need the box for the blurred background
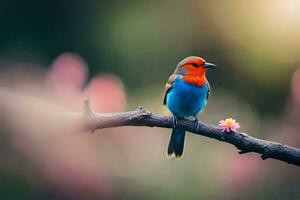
[0,0,300,199]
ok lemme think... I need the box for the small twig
[82,100,300,166]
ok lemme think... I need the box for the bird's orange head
[174,56,216,87]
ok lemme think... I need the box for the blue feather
[166,77,209,118]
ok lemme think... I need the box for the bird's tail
[167,128,186,159]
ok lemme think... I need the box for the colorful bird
[163,56,216,159]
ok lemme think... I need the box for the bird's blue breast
[166,77,209,118]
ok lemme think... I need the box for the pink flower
[218,118,240,133]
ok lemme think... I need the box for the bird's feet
[194,116,200,132]
[172,116,178,129]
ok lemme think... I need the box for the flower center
[225,120,234,127]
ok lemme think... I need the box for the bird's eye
[191,63,198,67]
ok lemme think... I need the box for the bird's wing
[163,74,178,105]
[206,83,210,100]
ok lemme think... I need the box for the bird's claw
[194,116,200,132]
[172,116,178,129]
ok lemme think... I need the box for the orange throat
[182,74,207,87]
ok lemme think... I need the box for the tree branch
[82,100,300,166]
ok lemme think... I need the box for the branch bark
[82,100,300,166]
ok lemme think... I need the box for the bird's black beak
[203,62,216,68]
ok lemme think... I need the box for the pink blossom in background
[218,118,240,132]
[42,53,127,196]
[0,52,128,198]
[45,52,126,112]
[48,53,88,90]
[46,53,88,108]
[83,75,126,112]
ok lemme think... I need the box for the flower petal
[218,118,240,133]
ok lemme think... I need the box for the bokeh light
[0,1,299,199]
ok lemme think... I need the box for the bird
[163,56,216,159]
